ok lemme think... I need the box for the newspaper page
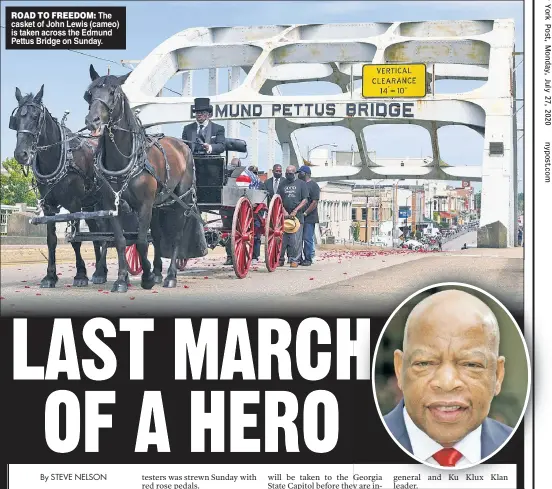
[0,0,546,488]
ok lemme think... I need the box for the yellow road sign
[362,64,427,98]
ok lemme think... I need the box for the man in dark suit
[383,289,513,467]
[182,98,225,155]
[263,164,283,199]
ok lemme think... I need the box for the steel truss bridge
[121,20,519,247]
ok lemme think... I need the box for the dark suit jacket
[383,399,513,460]
[182,120,226,154]
[263,176,284,198]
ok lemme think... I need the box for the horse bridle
[84,84,125,131]
[85,83,144,161]
[9,101,47,166]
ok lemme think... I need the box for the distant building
[351,184,425,242]
[317,181,354,241]
[426,183,477,226]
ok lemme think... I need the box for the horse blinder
[9,115,17,130]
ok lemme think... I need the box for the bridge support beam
[182,71,193,96]
[281,142,291,168]
[478,109,515,248]
[267,119,276,172]
[477,31,516,248]
[250,120,259,168]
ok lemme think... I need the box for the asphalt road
[442,230,478,251]
[1,245,523,317]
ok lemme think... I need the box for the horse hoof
[163,278,177,288]
[141,273,156,290]
[40,278,57,288]
[92,275,107,284]
[111,281,128,293]
[154,274,163,284]
[73,277,89,287]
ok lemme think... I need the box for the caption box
[5,6,126,49]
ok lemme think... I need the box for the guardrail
[1,204,39,235]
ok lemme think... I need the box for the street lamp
[307,143,338,163]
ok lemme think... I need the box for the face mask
[273,171,282,179]
[285,173,295,182]
[298,172,306,180]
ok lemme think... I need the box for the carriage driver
[182,98,226,155]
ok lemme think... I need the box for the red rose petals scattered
[129,297,135,300]
[97,289,103,292]
[24,286,30,289]
[152,291,158,294]
[204,276,209,279]
[0,297,5,300]
[21,280,27,283]
[36,293,41,296]
[309,277,314,280]
[183,285,189,289]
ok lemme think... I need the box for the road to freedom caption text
[5,7,126,49]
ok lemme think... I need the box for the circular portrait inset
[372,283,530,469]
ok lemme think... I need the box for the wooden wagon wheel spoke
[125,244,142,276]
[176,258,188,271]
[265,194,284,272]
[231,196,254,279]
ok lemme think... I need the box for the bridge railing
[1,204,39,235]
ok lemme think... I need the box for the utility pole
[412,189,417,236]
[392,183,396,247]
[365,195,369,243]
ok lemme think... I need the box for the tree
[474,191,481,214]
[352,221,360,241]
[1,157,37,206]
[518,192,524,213]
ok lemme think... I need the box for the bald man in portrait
[383,289,512,467]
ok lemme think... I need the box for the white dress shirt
[403,407,482,467]
[197,121,212,153]
[273,177,280,193]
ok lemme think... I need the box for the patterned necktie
[274,178,279,193]
[198,124,205,139]
[433,448,463,467]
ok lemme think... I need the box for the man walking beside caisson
[297,165,320,266]
[277,165,309,268]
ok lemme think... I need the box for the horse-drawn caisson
[9,65,284,293]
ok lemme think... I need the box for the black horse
[10,85,108,288]
[84,64,205,293]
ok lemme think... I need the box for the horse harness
[88,85,202,223]
[10,101,99,211]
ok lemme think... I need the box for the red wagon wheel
[125,244,142,276]
[176,258,188,271]
[231,196,254,279]
[265,194,285,272]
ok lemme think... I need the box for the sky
[1,1,524,191]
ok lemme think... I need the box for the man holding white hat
[277,165,309,268]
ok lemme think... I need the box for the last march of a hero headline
[12,318,370,454]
